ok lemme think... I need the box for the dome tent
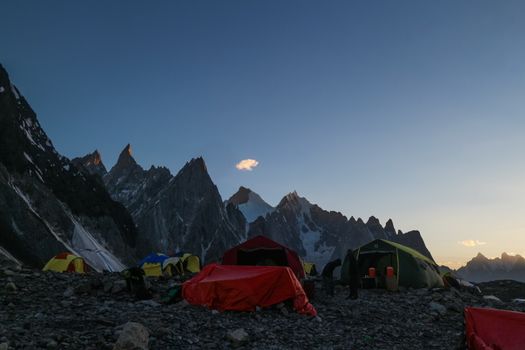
[341,239,443,289]
[222,235,305,279]
[163,253,201,276]
[42,252,89,273]
[137,253,170,277]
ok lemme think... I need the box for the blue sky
[2,1,525,267]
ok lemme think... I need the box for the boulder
[113,322,149,350]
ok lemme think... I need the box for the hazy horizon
[2,1,524,269]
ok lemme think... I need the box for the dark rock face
[390,229,435,261]
[103,145,172,218]
[133,158,246,262]
[71,150,107,178]
[247,191,435,269]
[226,187,274,224]
[228,186,252,205]
[0,65,137,270]
[96,149,246,262]
[457,253,525,282]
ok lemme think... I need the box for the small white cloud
[235,159,259,171]
[458,240,487,247]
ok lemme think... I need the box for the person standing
[346,250,359,299]
[321,258,341,296]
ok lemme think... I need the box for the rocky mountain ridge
[456,252,525,282]
[1,63,436,271]
[228,187,434,268]
[0,64,137,271]
[75,146,246,262]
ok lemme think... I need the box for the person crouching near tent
[346,249,359,300]
[322,258,341,296]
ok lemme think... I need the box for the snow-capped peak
[228,186,274,223]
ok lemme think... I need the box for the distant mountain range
[455,253,525,282]
[0,64,436,272]
[227,187,434,268]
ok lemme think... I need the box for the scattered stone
[227,328,249,348]
[74,282,92,295]
[63,287,74,297]
[5,282,17,292]
[137,300,160,308]
[483,295,503,304]
[429,301,447,315]
[46,339,58,349]
[111,280,127,294]
[113,322,149,350]
[1,269,523,349]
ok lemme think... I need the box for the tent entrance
[357,252,397,288]
[237,248,288,267]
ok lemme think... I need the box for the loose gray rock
[113,322,149,350]
[63,287,74,298]
[429,301,447,315]
[483,295,503,304]
[227,328,249,348]
[111,280,127,294]
[5,282,17,292]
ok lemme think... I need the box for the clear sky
[2,1,524,268]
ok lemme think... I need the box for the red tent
[222,235,305,279]
[465,307,525,350]
[182,263,317,316]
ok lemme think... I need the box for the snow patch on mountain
[70,219,125,272]
[0,246,22,265]
[237,191,274,223]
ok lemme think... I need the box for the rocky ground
[1,263,525,350]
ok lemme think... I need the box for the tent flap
[465,307,525,350]
[183,264,316,316]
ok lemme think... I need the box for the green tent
[340,239,443,289]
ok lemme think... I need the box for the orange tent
[182,264,316,316]
[465,307,525,350]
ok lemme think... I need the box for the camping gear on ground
[161,285,183,304]
[42,252,89,273]
[122,267,152,300]
[465,307,525,350]
[385,266,398,291]
[361,276,377,289]
[442,272,461,289]
[222,235,305,278]
[386,266,394,277]
[182,263,317,316]
[138,253,170,277]
[341,239,443,289]
[303,262,318,276]
[163,253,201,276]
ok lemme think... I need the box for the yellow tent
[163,254,201,276]
[181,253,200,273]
[303,262,318,276]
[42,252,88,273]
[138,253,171,277]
